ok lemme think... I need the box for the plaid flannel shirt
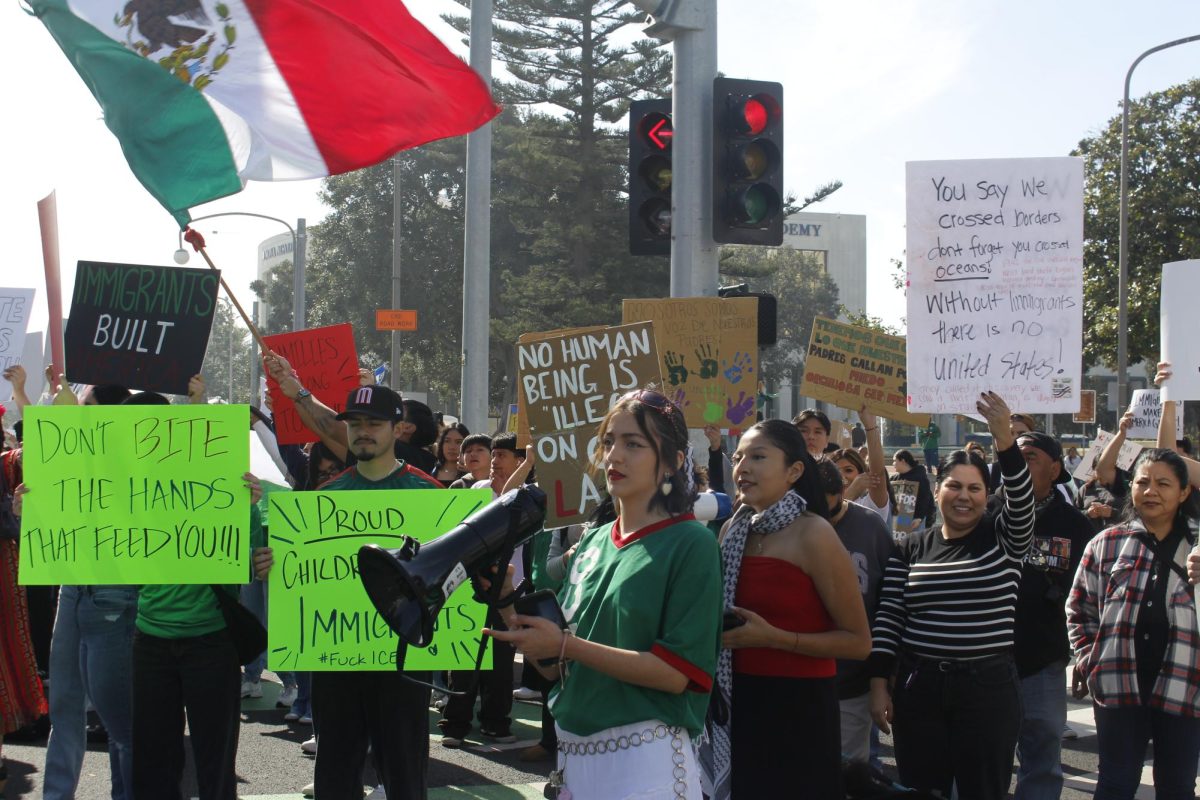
[1066,522,1200,717]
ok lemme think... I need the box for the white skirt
[555,719,702,800]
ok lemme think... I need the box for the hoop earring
[661,474,674,496]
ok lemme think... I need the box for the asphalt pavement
[0,665,1188,799]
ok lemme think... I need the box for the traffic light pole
[636,0,719,298]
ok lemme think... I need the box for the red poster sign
[264,323,360,445]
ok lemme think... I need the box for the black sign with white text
[65,261,220,395]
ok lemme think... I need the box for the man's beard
[354,441,385,461]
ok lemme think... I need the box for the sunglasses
[622,389,677,417]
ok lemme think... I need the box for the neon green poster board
[19,405,251,585]
[266,489,493,671]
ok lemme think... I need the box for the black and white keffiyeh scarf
[699,490,808,800]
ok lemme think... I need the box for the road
[0,665,1189,799]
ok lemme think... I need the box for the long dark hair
[435,422,470,470]
[740,419,830,519]
[591,390,695,516]
[937,449,990,489]
[1124,448,1200,528]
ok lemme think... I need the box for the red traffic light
[731,93,780,136]
[638,112,673,151]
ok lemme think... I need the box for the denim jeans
[1094,703,1200,800]
[238,579,294,687]
[892,652,1022,800]
[43,585,137,800]
[1014,659,1067,800]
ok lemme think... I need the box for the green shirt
[550,516,722,737]
[136,505,266,639]
[920,423,941,449]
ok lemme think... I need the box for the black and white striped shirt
[868,445,1035,677]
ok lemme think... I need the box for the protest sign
[0,288,35,401]
[905,158,1084,413]
[18,331,45,403]
[518,322,661,527]
[19,405,251,585]
[622,297,759,428]
[515,326,606,450]
[266,489,492,671]
[1072,390,1096,424]
[1072,429,1144,482]
[64,261,220,395]
[1160,260,1200,402]
[799,317,930,427]
[1127,389,1184,441]
[893,480,919,538]
[263,323,360,445]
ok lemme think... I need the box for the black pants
[131,629,241,800]
[439,610,515,738]
[311,670,430,800]
[892,653,1021,799]
[731,673,842,799]
[521,660,559,750]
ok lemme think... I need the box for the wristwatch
[296,387,312,400]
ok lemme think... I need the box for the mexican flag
[30,0,500,226]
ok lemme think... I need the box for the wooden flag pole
[182,227,270,351]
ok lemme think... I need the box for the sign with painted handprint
[622,297,759,428]
[799,317,930,427]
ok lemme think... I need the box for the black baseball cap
[335,385,404,422]
[1017,431,1071,484]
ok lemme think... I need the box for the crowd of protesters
[2,347,1200,800]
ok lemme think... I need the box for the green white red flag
[30,0,500,226]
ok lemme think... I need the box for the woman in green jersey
[487,390,722,800]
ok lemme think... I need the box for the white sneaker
[364,785,387,800]
[301,736,318,754]
[277,685,299,708]
[284,709,300,721]
[302,782,315,798]
[299,714,313,725]
[1062,724,1078,740]
[512,686,540,701]
[240,679,263,699]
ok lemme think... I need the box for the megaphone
[358,485,547,648]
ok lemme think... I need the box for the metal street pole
[634,0,719,298]
[1117,35,1200,411]
[392,157,403,389]
[459,0,493,432]
[293,217,307,331]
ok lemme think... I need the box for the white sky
[4,0,1200,340]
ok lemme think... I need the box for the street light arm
[1116,34,1200,413]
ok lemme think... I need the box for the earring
[661,474,674,496]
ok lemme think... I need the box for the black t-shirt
[1010,490,1094,677]
[1135,527,1187,703]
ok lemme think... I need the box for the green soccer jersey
[319,461,440,492]
[550,515,722,737]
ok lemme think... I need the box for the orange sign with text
[376,310,418,331]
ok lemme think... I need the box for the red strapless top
[733,556,836,678]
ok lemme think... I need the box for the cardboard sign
[19,405,251,585]
[517,322,661,527]
[1073,429,1144,482]
[375,310,418,331]
[264,323,360,445]
[0,288,35,401]
[63,262,220,395]
[1127,389,1184,441]
[893,479,919,537]
[905,158,1084,413]
[266,489,492,671]
[1072,389,1096,424]
[1160,260,1200,402]
[515,326,606,450]
[799,317,930,427]
[622,297,758,428]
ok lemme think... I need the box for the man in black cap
[1007,431,1094,800]
[259,383,439,800]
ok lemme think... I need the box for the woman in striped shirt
[868,392,1035,799]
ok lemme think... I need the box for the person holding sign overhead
[869,392,1035,800]
[484,390,722,800]
[258,384,440,800]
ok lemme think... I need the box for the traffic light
[629,99,673,256]
[712,78,784,246]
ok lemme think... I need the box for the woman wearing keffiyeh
[700,419,871,799]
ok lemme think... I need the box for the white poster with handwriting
[0,288,35,402]
[1160,259,1200,402]
[905,158,1083,413]
[1127,389,1184,441]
